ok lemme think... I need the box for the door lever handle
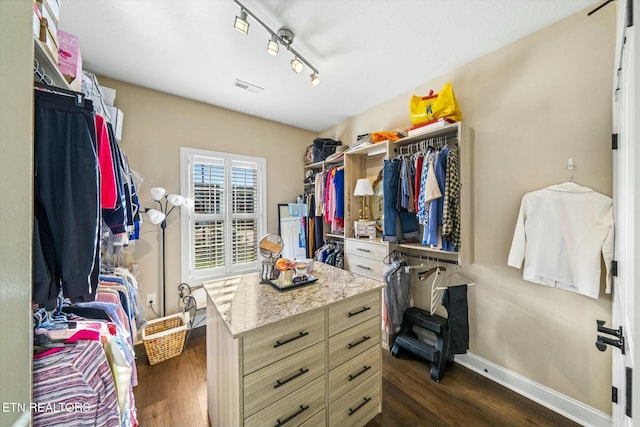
[596,320,622,338]
[595,335,625,354]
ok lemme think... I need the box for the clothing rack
[384,249,459,265]
[393,135,458,158]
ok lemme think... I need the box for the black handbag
[312,138,341,163]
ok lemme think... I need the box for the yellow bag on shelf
[432,82,462,122]
[410,90,438,125]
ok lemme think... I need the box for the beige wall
[97,77,316,317]
[0,1,33,426]
[320,5,616,413]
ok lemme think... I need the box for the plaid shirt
[442,145,461,249]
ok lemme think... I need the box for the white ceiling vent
[233,79,264,93]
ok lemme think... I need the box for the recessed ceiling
[59,0,601,132]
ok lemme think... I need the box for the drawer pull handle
[348,306,371,317]
[356,264,372,270]
[274,331,309,348]
[274,368,309,389]
[348,365,372,381]
[274,404,309,427]
[348,335,371,349]
[356,248,371,253]
[348,397,372,416]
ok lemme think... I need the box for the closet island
[204,262,384,427]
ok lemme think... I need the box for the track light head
[291,57,303,73]
[234,10,249,34]
[310,73,320,87]
[267,35,279,56]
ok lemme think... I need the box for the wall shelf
[34,36,70,90]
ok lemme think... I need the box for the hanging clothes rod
[384,249,459,265]
[393,135,458,157]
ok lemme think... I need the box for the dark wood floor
[134,328,580,427]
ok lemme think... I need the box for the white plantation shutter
[181,148,266,282]
[230,161,258,265]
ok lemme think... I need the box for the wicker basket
[142,312,187,365]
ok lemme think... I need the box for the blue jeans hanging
[382,159,419,242]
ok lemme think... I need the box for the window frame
[180,147,267,284]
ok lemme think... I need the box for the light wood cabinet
[342,122,473,270]
[328,374,382,427]
[344,238,387,281]
[206,274,383,427]
[243,308,325,374]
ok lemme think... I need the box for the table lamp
[354,178,374,221]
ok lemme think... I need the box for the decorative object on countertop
[145,187,194,316]
[259,234,284,284]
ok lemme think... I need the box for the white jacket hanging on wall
[507,182,614,299]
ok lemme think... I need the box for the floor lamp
[145,187,193,316]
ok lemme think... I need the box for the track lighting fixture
[234,10,249,34]
[232,0,321,87]
[291,57,303,73]
[310,73,320,87]
[267,35,279,56]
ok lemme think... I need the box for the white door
[609,1,638,425]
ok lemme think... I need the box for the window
[181,147,266,282]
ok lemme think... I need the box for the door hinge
[612,260,618,277]
[612,386,618,403]
[626,367,632,418]
[612,134,618,150]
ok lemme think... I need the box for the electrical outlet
[146,293,157,307]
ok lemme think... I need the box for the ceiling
[59,0,600,133]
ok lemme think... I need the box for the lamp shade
[354,178,374,196]
[146,208,166,225]
[150,187,166,201]
[166,194,185,206]
[182,197,195,209]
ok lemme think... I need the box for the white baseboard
[454,352,612,427]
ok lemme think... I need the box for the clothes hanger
[34,82,85,107]
[436,263,476,289]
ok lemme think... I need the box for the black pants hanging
[442,285,469,354]
[33,89,100,309]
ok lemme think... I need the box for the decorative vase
[279,269,294,286]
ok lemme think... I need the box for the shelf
[33,36,70,90]
[396,243,460,263]
[344,143,389,157]
[395,122,460,147]
[304,157,344,170]
[325,233,345,240]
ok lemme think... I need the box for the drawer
[329,374,381,427]
[344,254,384,281]
[328,317,380,370]
[329,291,380,336]
[244,376,325,427]
[298,409,326,427]
[345,239,387,260]
[244,342,325,417]
[243,309,325,374]
[329,345,380,403]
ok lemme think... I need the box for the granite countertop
[203,262,385,337]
